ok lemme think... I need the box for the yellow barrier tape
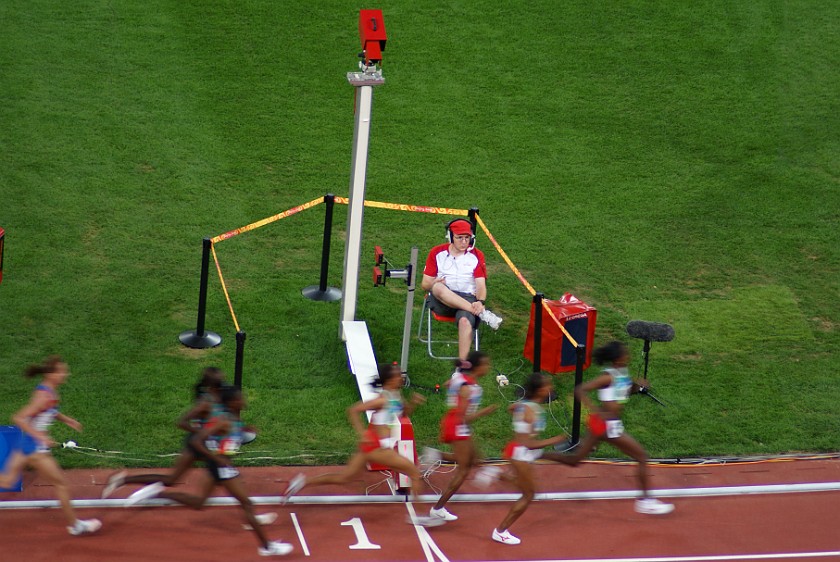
[474,215,578,348]
[211,242,241,333]
[334,197,468,216]
[212,196,325,243]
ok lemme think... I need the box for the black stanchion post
[179,237,222,349]
[571,343,585,445]
[467,206,479,234]
[234,331,246,389]
[302,194,342,302]
[533,292,544,373]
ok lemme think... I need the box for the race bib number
[455,424,471,438]
[606,419,625,439]
[218,466,239,480]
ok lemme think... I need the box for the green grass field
[1,1,838,469]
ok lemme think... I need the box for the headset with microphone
[445,218,476,248]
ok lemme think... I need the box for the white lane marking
[290,512,310,556]
[340,517,381,550]
[6,480,840,509]
[405,502,449,562]
[487,552,840,562]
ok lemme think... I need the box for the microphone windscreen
[626,320,675,343]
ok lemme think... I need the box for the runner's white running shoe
[101,470,127,498]
[258,541,293,556]
[492,528,520,545]
[243,511,279,530]
[419,447,442,465]
[125,481,165,506]
[406,515,446,527]
[430,506,458,521]
[475,465,501,488]
[479,309,503,330]
[635,497,675,515]
[281,473,306,504]
[68,518,102,536]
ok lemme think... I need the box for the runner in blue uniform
[125,385,293,557]
[102,367,228,496]
[0,356,101,536]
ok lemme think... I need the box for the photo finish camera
[359,9,387,66]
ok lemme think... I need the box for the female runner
[425,350,498,522]
[125,385,293,557]
[556,340,674,515]
[283,362,444,527]
[0,356,101,536]
[491,372,569,545]
[102,367,228,495]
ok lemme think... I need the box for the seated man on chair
[421,218,502,360]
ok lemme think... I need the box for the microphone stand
[638,339,667,407]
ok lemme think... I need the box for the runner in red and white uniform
[555,340,675,515]
[425,351,498,522]
[0,356,101,536]
[492,372,569,546]
[283,363,444,528]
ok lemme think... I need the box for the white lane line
[290,512,310,556]
[405,502,449,562]
[4,481,840,509]
[483,552,840,562]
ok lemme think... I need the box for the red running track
[1,458,840,562]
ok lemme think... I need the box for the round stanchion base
[301,285,342,302]
[554,438,579,453]
[179,330,222,349]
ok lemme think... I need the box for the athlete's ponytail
[372,362,401,388]
[24,355,64,378]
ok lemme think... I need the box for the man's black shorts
[427,291,479,328]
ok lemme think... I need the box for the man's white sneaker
[475,465,501,489]
[258,541,293,556]
[244,511,279,530]
[281,473,305,504]
[68,518,102,536]
[430,506,458,521]
[492,528,521,545]
[101,470,127,498]
[479,309,503,330]
[419,447,442,465]
[635,497,675,515]
[406,514,446,527]
[125,481,165,506]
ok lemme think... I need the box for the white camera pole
[339,10,386,340]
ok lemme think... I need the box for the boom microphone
[626,320,675,343]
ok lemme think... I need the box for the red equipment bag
[523,293,597,373]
